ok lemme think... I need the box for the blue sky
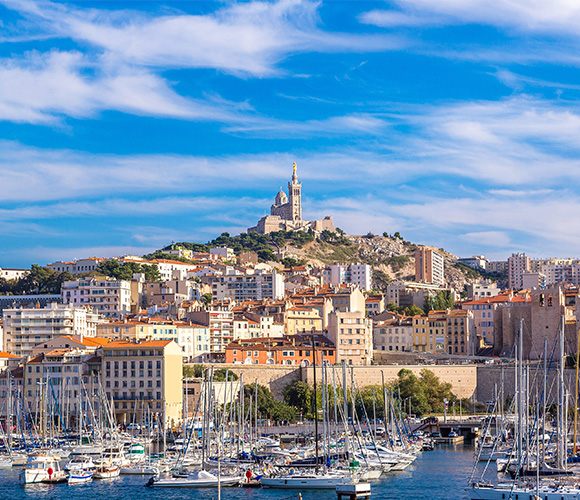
[1,0,580,268]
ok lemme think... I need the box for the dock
[336,482,371,500]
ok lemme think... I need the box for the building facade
[62,277,132,318]
[415,248,445,286]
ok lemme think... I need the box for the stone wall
[476,364,578,404]
[205,363,301,399]
[301,364,477,399]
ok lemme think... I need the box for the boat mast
[312,336,319,474]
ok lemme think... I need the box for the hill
[165,230,493,293]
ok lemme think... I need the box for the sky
[1,0,580,268]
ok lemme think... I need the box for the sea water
[0,445,485,500]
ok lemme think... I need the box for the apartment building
[284,306,323,335]
[0,268,29,281]
[365,295,385,316]
[98,340,183,425]
[225,334,335,366]
[324,264,372,291]
[47,257,104,274]
[187,305,234,361]
[210,269,284,301]
[3,303,104,358]
[445,309,473,355]
[415,248,445,286]
[62,277,132,318]
[233,313,284,340]
[210,247,236,261]
[508,252,531,290]
[327,310,373,365]
[24,349,100,417]
[465,281,501,301]
[373,314,413,352]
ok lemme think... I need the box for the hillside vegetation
[169,230,488,292]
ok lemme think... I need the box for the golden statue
[293,162,297,176]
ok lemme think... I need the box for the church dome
[275,188,287,206]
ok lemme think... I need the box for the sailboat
[469,318,580,500]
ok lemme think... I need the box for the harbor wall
[476,365,578,404]
[189,363,478,400]
[302,365,477,400]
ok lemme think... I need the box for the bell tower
[288,162,302,221]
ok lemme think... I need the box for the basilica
[247,163,335,234]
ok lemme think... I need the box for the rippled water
[0,445,483,500]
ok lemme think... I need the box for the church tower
[288,162,302,221]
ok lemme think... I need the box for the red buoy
[245,470,252,479]
[47,467,53,479]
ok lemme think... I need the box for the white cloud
[361,0,580,34]
[3,0,401,77]
[0,50,249,124]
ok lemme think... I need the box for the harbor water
[0,445,484,500]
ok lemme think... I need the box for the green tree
[283,381,312,416]
[213,369,238,382]
[202,293,213,305]
[394,369,430,416]
[403,305,424,316]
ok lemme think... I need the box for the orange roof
[0,351,18,359]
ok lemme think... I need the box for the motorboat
[20,455,67,484]
[146,469,241,487]
[65,455,95,472]
[68,470,94,484]
[93,464,121,479]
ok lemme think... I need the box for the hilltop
[165,230,491,293]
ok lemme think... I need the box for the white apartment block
[62,277,132,318]
[47,258,104,274]
[466,281,501,301]
[210,247,236,261]
[3,303,104,358]
[508,253,530,290]
[177,323,211,363]
[234,314,284,340]
[149,259,198,281]
[210,269,284,301]
[324,264,372,291]
[327,310,373,365]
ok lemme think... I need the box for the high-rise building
[415,248,444,286]
[508,252,530,290]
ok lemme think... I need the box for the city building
[210,269,284,301]
[365,294,385,316]
[415,248,445,286]
[225,334,335,366]
[98,340,183,425]
[210,247,236,261]
[187,305,234,361]
[373,314,413,352]
[47,258,104,274]
[522,271,547,290]
[248,163,335,234]
[0,268,29,281]
[3,303,104,359]
[455,256,488,271]
[62,277,132,318]
[327,310,373,365]
[508,252,531,290]
[324,264,373,291]
[284,306,323,335]
[465,281,501,301]
[445,309,473,355]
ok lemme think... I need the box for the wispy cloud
[3,0,401,77]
